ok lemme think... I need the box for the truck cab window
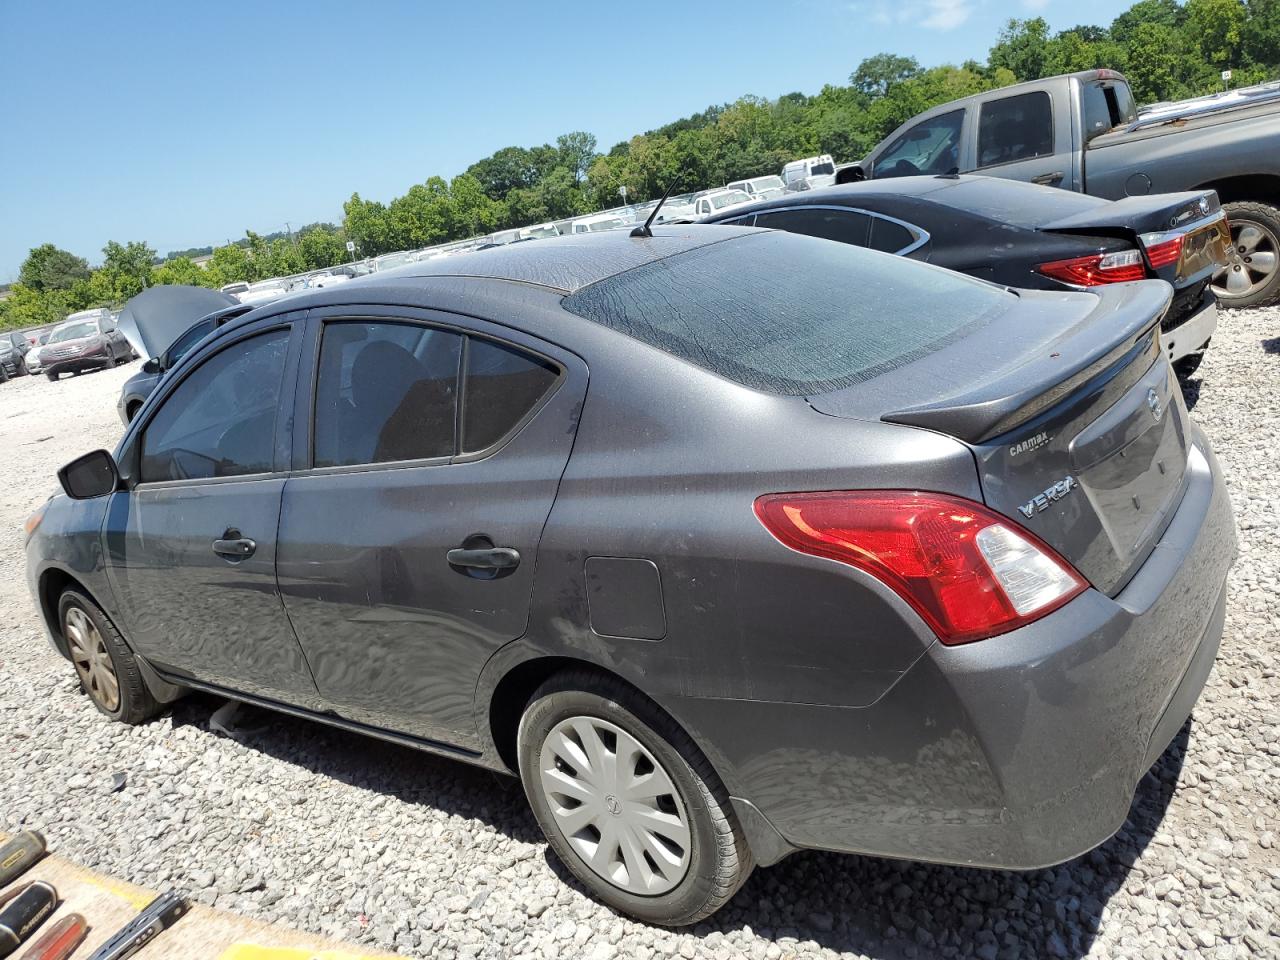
[873,110,964,179]
[977,92,1053,168]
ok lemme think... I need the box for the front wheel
[59,589,160,725]
[518,672,753,925]
[45,371,58,381]
[1212,201,1280,308]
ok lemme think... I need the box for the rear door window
[753,208,871,246]
[868,217,917,253]
[977,92,1054,168]
[563,231,1012,395]
[313,320,462,468]
[141,329,290,482]
[461,338,561,453]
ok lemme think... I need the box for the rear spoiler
[882,281,1171,443]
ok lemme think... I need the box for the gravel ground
[1,313,1278,960]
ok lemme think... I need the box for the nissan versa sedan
[25,227,1236,925]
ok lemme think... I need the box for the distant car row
[0,308,136,384]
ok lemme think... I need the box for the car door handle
[1031,171,1065,186]
[213,537,257,559]
[446,547,520,570]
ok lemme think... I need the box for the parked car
[691,189,754,218]
[39,309,134,380]
[701,175,1229,374]
[844,69,1280,307]
[781,154,836,192]
[569,213,629,233]
[726,175,787,201]
[24,331,52,375]
[27,227,1235,925]
[1,330,32,377]
[117,298,251,424]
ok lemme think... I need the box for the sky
[0,0,1124,281]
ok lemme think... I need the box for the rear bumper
[1162,300,1217,363]
[674,429,1236,869]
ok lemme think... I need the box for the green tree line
[3,0,1276,333]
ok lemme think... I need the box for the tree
[1184,0,1247,68]
[989,17,1053,81]
[18,244,90,293]
[556,131,599,185]
[1125,21,1188,101]
[98,240,157,300]
[850,53,922,97]
[150,257,209,288]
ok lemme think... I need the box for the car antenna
[631,179,682,238]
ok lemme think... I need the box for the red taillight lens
[1036,249,1147,286]
[754,491,1088,645]
[1143,234,1184,269]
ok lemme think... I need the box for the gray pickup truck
[844,69,1280,307]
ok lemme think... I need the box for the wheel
[1212,201,1280,308]
[58,589,160,725]
[125,401,142,423]
[518,671,753,925]
[45,371,58,381]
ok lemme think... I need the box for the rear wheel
[1212,201,1280,308]
[59,589,159,725]
[518,672,753,925]
[45,371,58,381]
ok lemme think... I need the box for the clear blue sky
[0,0,1121,281]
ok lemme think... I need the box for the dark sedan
[26,227,1235,925]
[700,175,1229,375]
[40,309,134,380]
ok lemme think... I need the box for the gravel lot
[2,311,1278,960]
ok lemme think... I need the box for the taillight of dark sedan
[25,227,1235,924]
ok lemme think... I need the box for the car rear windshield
[563,232,1013,395]
[932,178,1108,229]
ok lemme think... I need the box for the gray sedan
[24,226,1236,924]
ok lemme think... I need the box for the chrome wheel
[1212,218,1279,300]
[538,716,691,895]
[65,606,119,712]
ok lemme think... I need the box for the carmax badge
[1019,476,1078,519]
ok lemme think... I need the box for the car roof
[356,225,754,295]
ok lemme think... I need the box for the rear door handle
[213,537,257,559]
[446,547,520,570]
[1031,171,1065,186]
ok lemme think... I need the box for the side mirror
[58,450,121,500]
[142,357,161,374]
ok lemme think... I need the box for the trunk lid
[808,281,1190,595]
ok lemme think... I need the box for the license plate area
[1177,219,1230,283]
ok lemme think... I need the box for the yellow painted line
[77,871,154,910]
[218,946,397,960]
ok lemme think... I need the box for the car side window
[753,208,872,247]
[868,216,917,253]
[977,92,1054,168]
[166,320,215,367]
[140,329,290,483]
[461,337,560,453]
[874,110,964,178]
[313,320,463,468]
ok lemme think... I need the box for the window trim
[974,90,1056,172]
[301,314,565,477]
[133,323,298,489]
[718,204,930,256]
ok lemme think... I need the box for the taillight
[754,491,1087,645]
[1142,233,1184,268]
[1036,249,1147,286]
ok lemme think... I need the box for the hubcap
[538,716,691,895]
[1212,218,1278,300]
[65,606,119,712]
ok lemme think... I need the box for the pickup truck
[842,69,1280,308]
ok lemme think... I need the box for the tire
[125,401,142,423]
[1213,201,1280,308]
[45,371,58,381]
[58,588,160,725]
[518,671,753,925]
